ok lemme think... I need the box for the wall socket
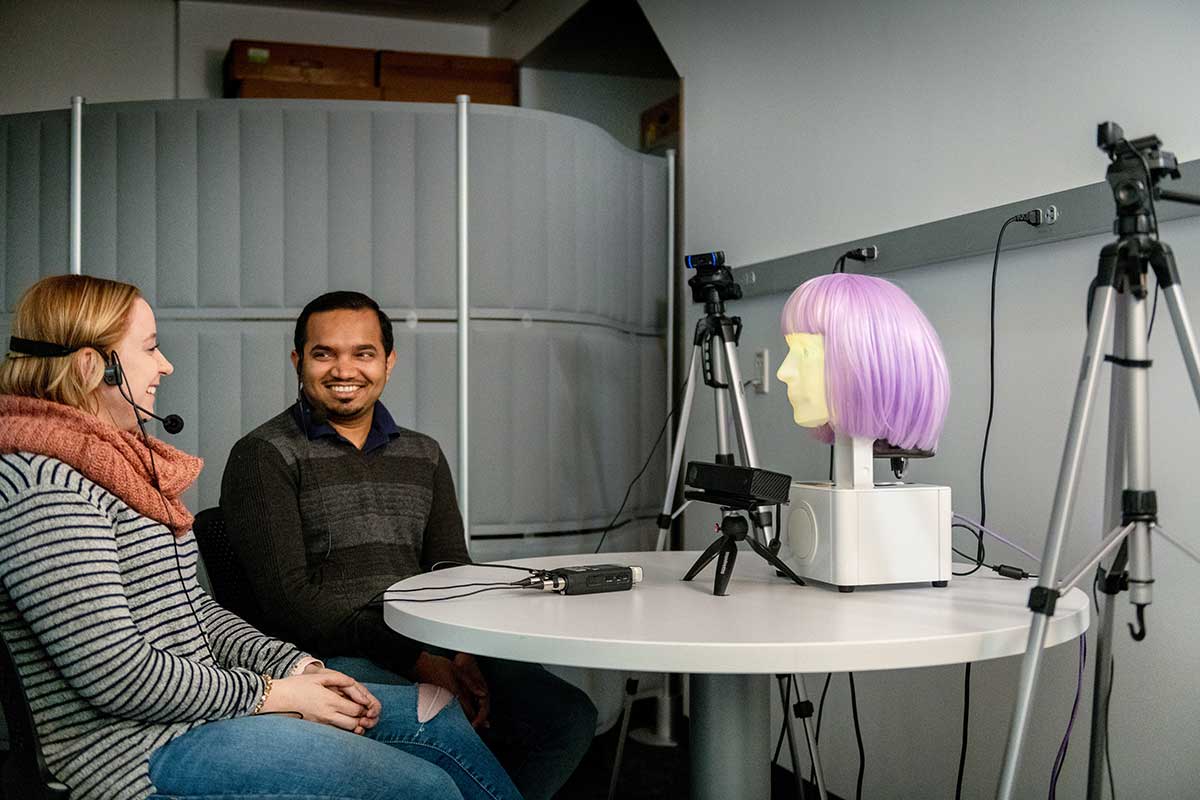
[1044,204,1059,225]
[752,348,770,394]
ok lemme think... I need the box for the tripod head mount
[1098,121,1200,237]
[686,250,743,315]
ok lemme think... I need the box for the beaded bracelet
[252,673,273,715]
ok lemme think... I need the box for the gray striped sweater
[0,452,310,799]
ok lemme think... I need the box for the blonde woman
[0,275,521,800]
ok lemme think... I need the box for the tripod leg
[608,678,639,800]
[996,280,1119,800]
[792,676,829,800]
[709,340,734,462]
[776,676,808,800]
[682,536,727,582]
[1089,283,1130,799]
[713,537,738,596]
[1154,253,1200,410]
[746,535,806,586]
[719,333,777,545]
[659,346,703,552]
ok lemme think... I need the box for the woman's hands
[412,651,490,728]
[260,669,381,735]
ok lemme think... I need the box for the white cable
[670,500,693,520]
[1153,525,1200,567]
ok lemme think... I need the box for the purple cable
[952,512,1042,564]
[1048,633,1087,799]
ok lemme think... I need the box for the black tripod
[680,491,807,597]
[997,122,1200,799]
[657,251,801,595]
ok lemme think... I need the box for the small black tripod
[680,492,806,597]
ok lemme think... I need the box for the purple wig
[780,273,950,451]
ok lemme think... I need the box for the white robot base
[780,480,953,592]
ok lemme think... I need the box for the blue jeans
[325,656,597,800]
[146,682,523,800]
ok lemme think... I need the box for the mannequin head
[777,273,949,451]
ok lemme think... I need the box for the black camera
[686,250,743,306]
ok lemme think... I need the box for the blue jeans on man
[324,654,598,800]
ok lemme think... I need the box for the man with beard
[220,291,597,800]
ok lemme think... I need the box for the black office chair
[0,633,70,799]
[192,507,266,622]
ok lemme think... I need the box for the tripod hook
[1128,604,1148,641]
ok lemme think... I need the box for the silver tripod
[656,252,829,800]
[996,123,1200,800]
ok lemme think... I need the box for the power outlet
[753,348,770,394]
[1044,204,1059,225]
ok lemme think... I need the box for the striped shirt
[0,453,309,800]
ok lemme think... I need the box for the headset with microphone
[7,336,185,434]
[7,335,212,660]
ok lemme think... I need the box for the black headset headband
[8,336,87,358]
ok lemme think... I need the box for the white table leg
[690,673,770,800]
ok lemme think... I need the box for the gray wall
[0,0,176,115]
[519,68,678,152]
[0,100,668,554]
[638,0,1200,797]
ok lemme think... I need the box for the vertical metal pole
[69,96,83,275]
[456,95,470,545]
[1122,291,1153,608]
[660,148,676,553]
[1089,307,1127,800]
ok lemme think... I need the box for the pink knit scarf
[0,395,202,536]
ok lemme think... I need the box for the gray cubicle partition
[0,99,669,556]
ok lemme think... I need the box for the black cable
[594,377,688,554]
[951,523,987,576]
[364,579,527,605]
[373,583,529,603]
[429,560,541,575]
[810,672,832,786]
[772,676,792,766]
[952,215,1020,797]
[833,254,847,274]
[1105,656,1116,800]
[113,351,216,662]
[954,663,971,800]
[980,216,1019,531]
[1090,571,1118,799]
[1148,278,1160,339]
[1118,139,1159,240]
[380,580,521,595]
[848,672,865,800]
[1118,138,1161,341]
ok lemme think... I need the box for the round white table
[384,551,1089,800]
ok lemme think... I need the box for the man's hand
[412,651,491,728]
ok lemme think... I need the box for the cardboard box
[641,95,680,152]
[232,79,383,101]
[378,51,517,105]
[226,40,376,92]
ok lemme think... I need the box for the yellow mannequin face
[776,333,829,427]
